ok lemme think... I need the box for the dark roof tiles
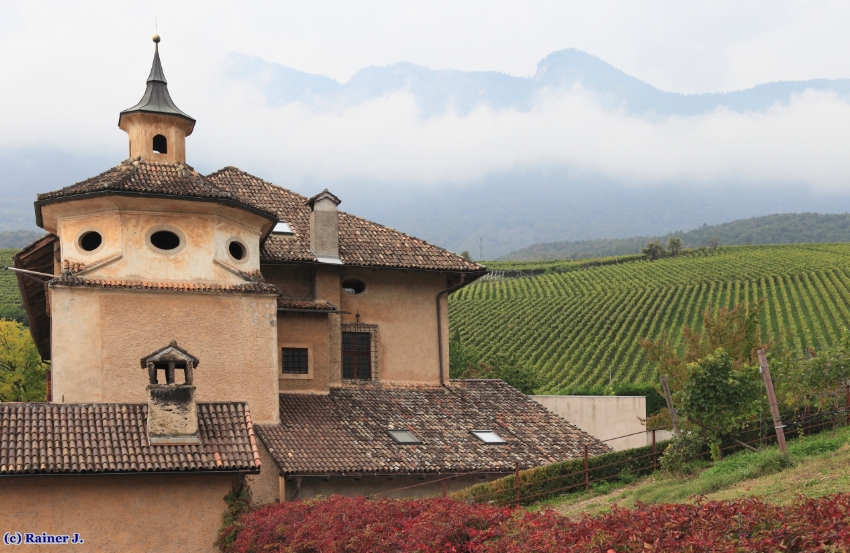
[36,158,277,220]
[49,274,281,296]
[256,380,610,475]
[277,296,340,312]
[0,402,260,475]
[207,166,485,273]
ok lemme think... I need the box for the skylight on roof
[470,430,506,444]
[272,221,293,235]
[386,429,422,445]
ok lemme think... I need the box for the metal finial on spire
[153,34,161,44]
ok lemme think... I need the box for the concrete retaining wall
[531,395,672,451]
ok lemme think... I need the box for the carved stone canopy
[140,340,199,386]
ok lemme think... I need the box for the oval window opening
[342,279,365,294]
[79,231,102,252]
[229,241,246,260]
[150,230,181,251]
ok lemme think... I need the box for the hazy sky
[2,0,849,192]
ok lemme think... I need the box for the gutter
[436,273,478,386]
[0,468,260,479]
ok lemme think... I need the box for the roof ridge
[207,165,311,202]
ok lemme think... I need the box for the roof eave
[34,190,278,229]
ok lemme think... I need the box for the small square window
[282,348,309,374]
[471,430,506,444]
[386,429,422,445]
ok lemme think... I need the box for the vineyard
[0,249,24,320]
[449,243,850,391]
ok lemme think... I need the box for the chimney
[307,189,342,264]
[141,341,200,445]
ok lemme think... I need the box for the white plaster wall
[531,395,669,451]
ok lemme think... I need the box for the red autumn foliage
[222,493,850,552]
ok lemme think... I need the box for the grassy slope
[449,243,850,390]
[547,426,850,518]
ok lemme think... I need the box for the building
[3,37,608,552]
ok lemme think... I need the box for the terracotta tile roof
[35,158,277,221]
[277,296,340,312]
[206,166,486,273]
[255,380,610,475]
[48,274,281,295]
[0,403,261,475]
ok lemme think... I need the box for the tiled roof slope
[0,403,261,475]
[277,297,340,312]
[35,158,277,221]
[206,167,486,272]
[256,380,610,475]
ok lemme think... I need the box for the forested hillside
[450,243,850,391]
[502,213,850,261]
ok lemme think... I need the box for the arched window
[152,134,168,154]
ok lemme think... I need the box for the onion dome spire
[119,35,195,127]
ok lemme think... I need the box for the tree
[641,300,764,392]
[0,319,48,401]
[460,251,472,260]
[707,235,721,249]
[640,300,765,448]
[680,349,760,460]
[666,236,683,256]
[641,240,665,261]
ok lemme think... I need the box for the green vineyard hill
[449,244,850,391]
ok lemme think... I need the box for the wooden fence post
[660,375,681,438]
[514,464,520,507]
[584,445,589,491]
[846,385,850,427]
[652,429,657,471]
[758,350,787,455]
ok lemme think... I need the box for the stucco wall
[531,395,656,450]
[246,439,281,506]
[50,287,280,423]
[284,473,506,501]
[277,312,330,393]
[337,269,448,385]
[54,203,263,283]
[119,112,193,164]
[0,474,232,553]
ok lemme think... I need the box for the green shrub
[451,440,670,505]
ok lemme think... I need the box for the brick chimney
[141,341,200,445]
[307,189,342,264]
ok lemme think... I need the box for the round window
[150,230,181,251]
[78,231,102,252]
[228,240,246,261]
[342,279,366,294]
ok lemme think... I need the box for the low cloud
[193,80,850,192]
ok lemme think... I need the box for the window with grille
[342,332,371,379]
[282,347,309,374]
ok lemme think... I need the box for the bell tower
[118,35,195,163]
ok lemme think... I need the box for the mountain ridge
[499,213,850,261]
[227,48,850,117]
